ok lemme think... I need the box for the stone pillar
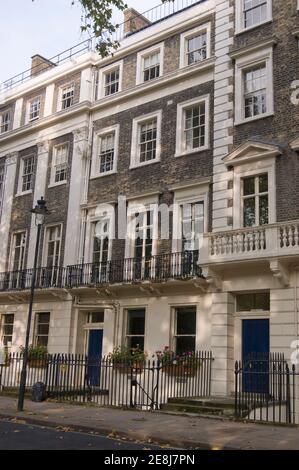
[13,98,23,130]
[63,126,89,266]
[212,0,234,232]
[27,140,49,268]
[210,292,235,396]
[0,153,17,272]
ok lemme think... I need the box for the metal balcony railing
[1,0,205,91]
[0,251,201,292]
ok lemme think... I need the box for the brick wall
[232,0,299,222]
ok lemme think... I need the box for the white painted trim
[97,60,123,100]
[41,223,63,267]
[234,46,274,125]
[8,229,27,271]
[91,124,119,178]
[25,95,41,124]
[57,82,75,112]
[136,42,164,85]
[49,141,70,186]
[130,109,162,169]
[172,182,209,253]
[175,94,210,157]
[232,159,276,229]
[16,153,35,196]
[179,22,211,69]
[235,0,272,34]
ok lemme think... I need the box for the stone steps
[160,397,245,418]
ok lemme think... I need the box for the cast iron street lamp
[17,197,49,412]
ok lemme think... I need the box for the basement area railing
[0,351,213,409]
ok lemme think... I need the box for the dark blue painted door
[242,319,270,394]
[87,330,103,387]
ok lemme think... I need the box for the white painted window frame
[58,83,75,111]
[136,42,164,85]
[26,96,41,123]
[34,312,51,348]
[0,111,11,134]
[130,110,162,169]
[232,160,276,230]
[98,60,123,99]
[123,307,147,351]
[84,205,115,264]
[17,154,35,196]
[235,47,274,125]
[49,142,69,187]
[91,124,119,178]
[9,230,27,272]
[42,223,63,267]
[172,183,209,253]
[179,22,211,69]
[0,313,15,349]
[0,163,5,215]
[175,95,210,157]
[235,0,272,34]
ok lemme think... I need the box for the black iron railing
[235,353,298,425]
[0,351,213,409]
[0,251,201,292]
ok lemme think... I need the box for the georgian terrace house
[0,0,299,404]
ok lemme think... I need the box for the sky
[0,0,162,84]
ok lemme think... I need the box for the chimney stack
[31,54,56,78]
[123,8,151,36]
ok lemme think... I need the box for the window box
[162,364,198,377]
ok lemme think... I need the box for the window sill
[235,112,274,126]
[90,170,117,180]
[235,19,273,36]
[48,181,67,189]
[15,190,33,197]
[174,147,209,158]
[129,158,161,170]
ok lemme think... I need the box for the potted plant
[156,347,199,377]
[108,346,147,373]
[20,345,48,368]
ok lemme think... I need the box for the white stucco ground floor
[1,261,299,401]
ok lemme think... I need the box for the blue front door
[87,330,103,387]
[242,319,270,394]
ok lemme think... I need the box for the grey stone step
[167,397,236,409]
[160,402,236,417]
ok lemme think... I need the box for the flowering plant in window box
[156,347,199,376]
[108,346,147,373]
[19,345,48,368]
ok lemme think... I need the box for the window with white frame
[126,309,146,351]
[92,220,110,264]
[0,111,11,134]
[1,314,14,348]
[19,155,34,193]
[236,292,270,312]
[180,23,211,68]
[242,173,269,227]
[51,143,68,184]
[136,44,164,85]
[130,111,162,168]
[99,133,115,174]
[134,210,153,261]
[236,0,272,32]
[104,68,120,96]
[10,232,27,271]
[175,96,209,156]
[28,97,41,122]
[181,202,204,251]
[44,225,62,267]
[35,312,50,347]
[244,64,267,119]
[174,307,196,355]
[91,125,119,177]
[0,164,5,212]
[60,84,74,110]
[235,48,273,124]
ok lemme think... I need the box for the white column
[212,0,234,232]
[63,126,89,266]
[210,292,235,396]
[13,98,23,130]
[44,83,55,117]
[27,141,49,268]
[0,153,17,272]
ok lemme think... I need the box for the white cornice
[229,38,277,60]
[223,141,281,167]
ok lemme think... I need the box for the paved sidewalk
[0,397,298,450]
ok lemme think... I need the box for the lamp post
[17,197,49,412]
